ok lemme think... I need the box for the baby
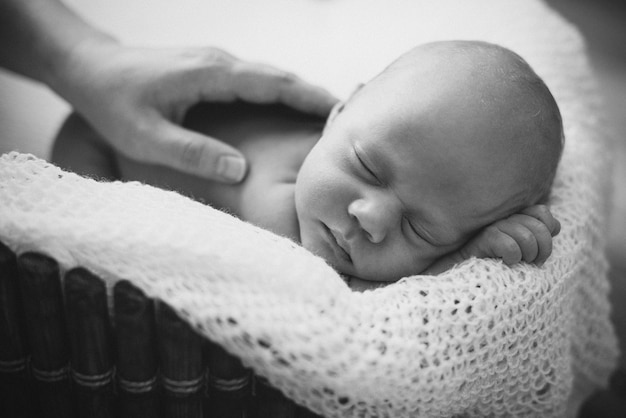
[52,40,563,283]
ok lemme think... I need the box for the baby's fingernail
[217,156,246,182]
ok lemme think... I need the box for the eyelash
[404,218,440,247]
[355,149,380,184]
[404,217,420,239]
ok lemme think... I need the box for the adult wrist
[45,30,119,91]
[46,31,119,109]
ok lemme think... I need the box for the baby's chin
[334,261,407,284]
[300,238,363,279]
[344,275,391,292]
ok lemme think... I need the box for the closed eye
[354,147,381,185]
[404,217,436,246]
[404,217,421,239]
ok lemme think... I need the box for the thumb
[458,233,496,260]
[465,231,522,266]
[143,120,247,183]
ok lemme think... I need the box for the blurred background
[547,0,626,414]
[546,0,626,355]
[0,0,625,414]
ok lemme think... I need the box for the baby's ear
[323,83,365,134]
[350,82,365,95]
[323,101,345,135]
[328,101,345,122]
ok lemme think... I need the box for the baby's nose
[348,193,399,244]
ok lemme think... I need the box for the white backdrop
[0,0,564,159]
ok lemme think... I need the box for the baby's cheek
[295,164,330,207]
[401,243,454,277]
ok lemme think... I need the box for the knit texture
[0,1,619,416]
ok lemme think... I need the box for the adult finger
[230,61,338,116]
[140,120,247,183]
[522,205,561,236]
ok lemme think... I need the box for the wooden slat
[254,377,297,418]
[0,241,36,418]
[65,267,115,418]
[114,280,160,418]
[205,342,251,417]
[17,252,74,418]
[156,301,204,418]
[295,406,324,418]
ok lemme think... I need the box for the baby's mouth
[324,224,352,263]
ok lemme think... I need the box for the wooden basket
[0,241,321,418]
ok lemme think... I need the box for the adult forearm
[0,0,115,93]
[0,0,336,182]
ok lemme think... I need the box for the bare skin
[0,0,337,182]
[52,102,322,241]
[53,41,562,284]
[52,101,557,285]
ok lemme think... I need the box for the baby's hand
[423,205,560,275]
[460,205,561,266]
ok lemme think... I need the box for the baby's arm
[424,205,561,275]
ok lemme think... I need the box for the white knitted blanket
[0,1,619,416]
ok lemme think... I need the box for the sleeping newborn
[52,40,563,283]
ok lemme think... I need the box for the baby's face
[295,62,528,281]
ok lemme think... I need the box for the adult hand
[58,40,338,182]
[0,0,337,183]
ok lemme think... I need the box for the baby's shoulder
[184,101,322,182]
[184,101,324,152]
[236,128,318,241]
[183,102,324,240]
[239,180,300,240]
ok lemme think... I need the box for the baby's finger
[467,225,523,265]
[491,230,523,266]
[521,205,561,236]
[507,214,553,264]
[494,220,538,264]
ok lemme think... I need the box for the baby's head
[295,41,563,281]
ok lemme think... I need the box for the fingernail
[217,156,246,182]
